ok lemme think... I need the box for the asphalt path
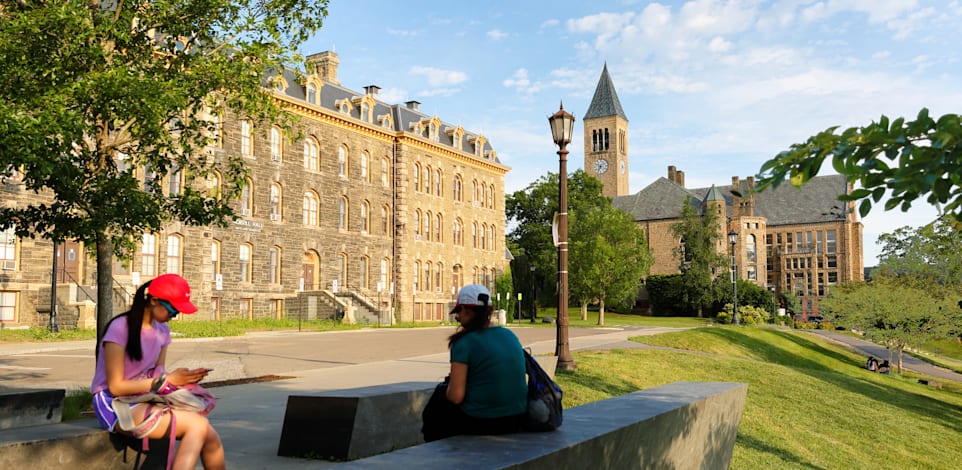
[806,329,962,383]
[0,325,657,392]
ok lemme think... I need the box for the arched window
[412,164,420,192]
[206,171,222,199]
[424,262,432,291]
[303,191,318,226]
[472,180,478,205]
[306,83,317,104]
[270,183,282,221]
[434,263,442,294]
[338,253,348,288]
[239,177,253,216]
[338,196,348,230]
[381,205,390,235]
[453,219,462,246]
[472,223,478,248]
[413,210,421,238]
[239,243,252,282]
[489,184,496,209]
[380,258,389,290]
[338,146,348,178]
[747,234,757,263]
[435,213,442,242]
[381,157,390,187]
[269,246,281,284]
[489,225,496,252]
[423,166,431,193]
[452,265,463,293]
[360,201,370,233]
[141,233,157,276]
[360,103,369,122]
[453,176,462,201]
[166,234,183,275]
[359,256,370,289]
[424,211,431,241]
[435,169,442,196]
[303,137,319,171]
[480,223,486,250]
[168,166,183,196]
[270,126,282,162]
[240,120,252,157]
[361,151,369,182]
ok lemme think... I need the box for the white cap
[452,284,491,312]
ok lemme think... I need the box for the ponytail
[447,304,493,349]
[104,280,152,362]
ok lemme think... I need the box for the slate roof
[275,62,502,165]
[584,64,628,121]
[613,174,850,226]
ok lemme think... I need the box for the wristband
[150,373,167,393]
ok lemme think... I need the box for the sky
[303,0,962,266]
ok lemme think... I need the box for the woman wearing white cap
[90,274,224,470]
[422,284,528,441]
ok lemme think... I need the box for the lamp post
[769,285,776,324]
[548,102,576,370]
[728,230,740,325]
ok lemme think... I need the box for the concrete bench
[276,354,560,461]
[0,419,169,469]
[0,389,65,430]
[338,381,748,469]
[277,381,437,460]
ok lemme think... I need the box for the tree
[821,280,962,373]
[569,198,652,325]
[669,198,728,317]
[0,1,328,347]
[873,217,962,288]
[506,170,607,308]
[755,109,962,222]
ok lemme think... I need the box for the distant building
[583,67,864,319]
[0,51,509,328]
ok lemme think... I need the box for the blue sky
[303,0,962,265]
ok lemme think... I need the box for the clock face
[594,158,609,174]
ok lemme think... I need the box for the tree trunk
[897,345,904,374]
[580,302,588,321]
[95,233,114,359]
[598,299,605,326]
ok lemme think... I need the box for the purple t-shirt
[90,317,172,395]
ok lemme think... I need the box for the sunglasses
[158,299,180,318]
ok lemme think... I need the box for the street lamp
[728,230,740,325]
[769,285,776,324]
[548,102,576,370]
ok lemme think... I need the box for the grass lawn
[515,308,712,329]
[555,326,962,469]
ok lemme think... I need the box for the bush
[716,304,771,325]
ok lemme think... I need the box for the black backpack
[522,349,563,431]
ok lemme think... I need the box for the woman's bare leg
[132,407,225,470]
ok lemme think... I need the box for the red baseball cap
[148,274,198,314]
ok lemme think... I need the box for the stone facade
[0,51,509,327]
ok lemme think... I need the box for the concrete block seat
[0,388,65,430]
[0,418,169,469]
[338,382,748,470]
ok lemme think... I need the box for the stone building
[0,51,509,328]
[582,67,864,318]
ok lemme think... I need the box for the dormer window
[361,103,369,122]
[429,122,437,141]
[378,114,393,129]
[307,83,317,104]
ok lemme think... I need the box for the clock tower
[583,64,629,198]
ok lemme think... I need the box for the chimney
[405,100,420,111]
[305,51,339,85]
[364,85,381,96]
[677,170,685,188]
[668,165,677,183]
[747,176,755,190]
[731,176,740,192]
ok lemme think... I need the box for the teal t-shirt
[450,326,528,418]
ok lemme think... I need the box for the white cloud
[708,35,732,52]
[386,28,421,38]
[871,50,891,60]
[503,68,543,93]
[409,66,469,87]
[377,87,407,103]
[487,29,510,40]
[540,19,560,29]
[417,87,462,98]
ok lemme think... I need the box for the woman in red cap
[91,274,224,470]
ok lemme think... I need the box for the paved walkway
[806,330,962,383]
